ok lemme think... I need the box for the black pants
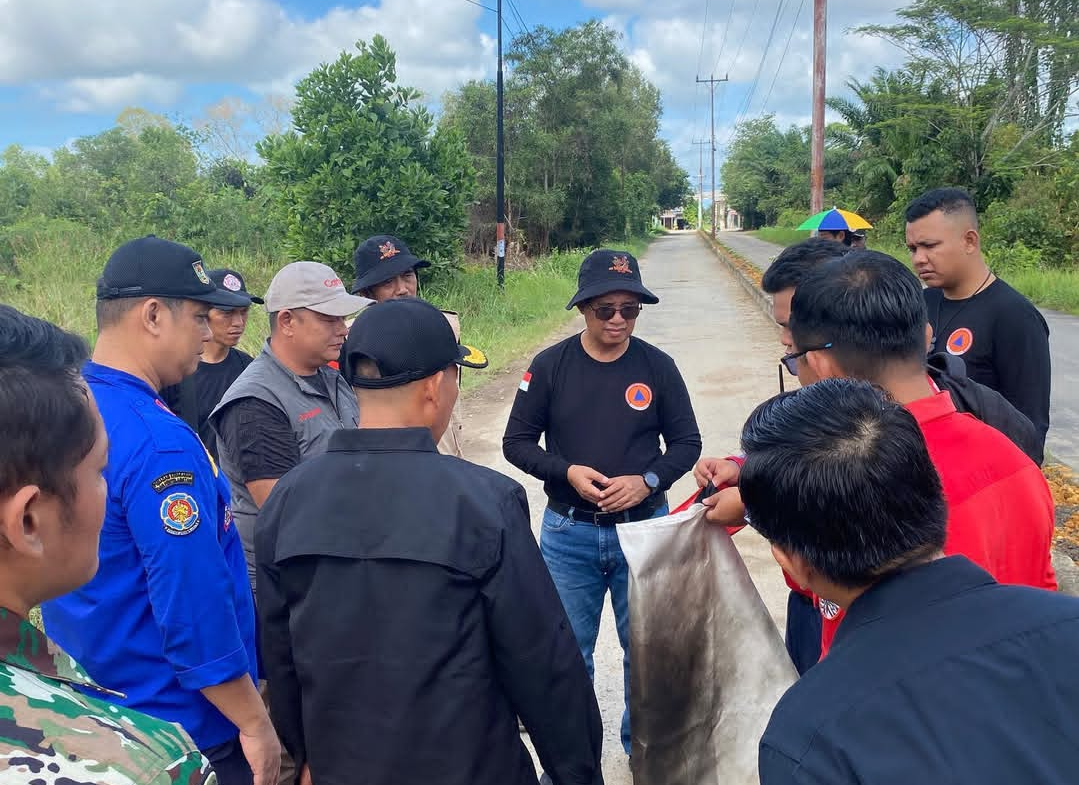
[203,737,254,785]
[785,590,822,676]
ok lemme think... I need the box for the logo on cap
[192,262,211,285]
[324,278,343,288]
[609,256,632,274]
[222,273,242,291]
[946,327,973,356]
[379,242,401,260]
[625,383,653,411]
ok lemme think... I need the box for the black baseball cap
[566,249,659,309]
[207,268,265,307]
[96,236,251,308]
[340,297,488,389]
[351,235,431,293]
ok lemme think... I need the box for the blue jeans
[540,502,669,756]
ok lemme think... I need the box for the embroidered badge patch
[223,505,233,532]
[379,241,401,260]
[192,261,211,285]
[222,273,242,291]
[519,371,532,393]
[946,327,974,356]
[819,598,841,620]
[151,471,195,493]
[625,382,653,411]
[160,493,200,536]
[609,255,632,274]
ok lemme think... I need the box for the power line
[463,0,496,12]
[728,0,761,74]
[725,0,790,146]
[697,0,712,78]
[754,0,807,117]
[710,0,737,76]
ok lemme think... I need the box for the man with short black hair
[162,268,262,461]
[42,236,277,785]
[211,262,370,588]
[906,187,1050,445]
[503,248,702,757]
[787,250,1056,653]
[742,379,1079,785]
[257,298,603,785]
[0,304,216,785]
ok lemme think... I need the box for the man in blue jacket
[42,236,279,785]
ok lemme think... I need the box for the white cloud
[0,0,495,111]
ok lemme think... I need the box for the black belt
[547,494,667,526]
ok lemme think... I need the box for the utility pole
[696,74,728,238]
[692,140,708,229]
[810,0,826,214]
[496,0,506,289]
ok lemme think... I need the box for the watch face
[645,472,659,489]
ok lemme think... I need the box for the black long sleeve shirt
[256,428,604,785]
[503,334,702,511]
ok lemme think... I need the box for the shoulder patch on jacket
[151,471,195,493]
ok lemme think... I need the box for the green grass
[749,227,813,247]
[0,226,654,390]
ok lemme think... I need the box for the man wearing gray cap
[211,262,371,590]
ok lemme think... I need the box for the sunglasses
[589,303,642,321]
[778,343,833,392]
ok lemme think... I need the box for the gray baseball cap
[264,261,373,316]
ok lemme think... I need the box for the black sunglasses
[589,303,642,321]
[778,343,833,391]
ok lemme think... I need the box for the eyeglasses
[777,343,833,392]
[589,303,642,321]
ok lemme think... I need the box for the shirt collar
[832,556,996,649]
[83,360,159,400]
[0,608,124,699]
[904,389,957,425]
[328,427,437,454]
[261,340,336,399]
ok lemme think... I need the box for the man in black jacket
[256,297,604,785]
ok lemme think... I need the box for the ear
[0,486,47,558]
[770,544,813,590]
[422,370,444,403]
[925,322,935,353]
[277,309,296,336]
[140,298,167,336]
[806,348,843,380]
[964,227,980,254]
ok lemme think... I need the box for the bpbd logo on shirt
[625,383,653,411]
[946,328,974,356]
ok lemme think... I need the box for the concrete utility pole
[810,0,826,214]
[696,74,729,239]
[692,139,708,229]
[496,0,506,289]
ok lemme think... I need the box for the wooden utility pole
[692,140,708,229]
[496,0,506,289]
[810,0,826,214]
[696,74,729,238]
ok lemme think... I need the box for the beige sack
[617,506,797,785]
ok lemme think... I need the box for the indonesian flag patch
[519,371,532,393]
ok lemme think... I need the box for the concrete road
[717,229,1079,468]
[460,230,791,784]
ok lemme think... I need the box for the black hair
[96,296,184,330]
[760,238,848,294]
[789,250,927,381]
[0,305,98,504]
[904,187,978,226]
[739,379,946,588]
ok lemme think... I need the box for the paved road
[717,230,1079,469]
[460,230,791,784]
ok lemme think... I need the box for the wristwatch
[643,471,660,491]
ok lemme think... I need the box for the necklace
[930,270,993,353]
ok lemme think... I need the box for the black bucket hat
[351,235,432,294]
[566,249,659,310]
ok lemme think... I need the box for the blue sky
[0,0,906,187]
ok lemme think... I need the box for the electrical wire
[711,0,737,76]
[754,0,807,117]
[463,0,497,12]
[724,0,790,147]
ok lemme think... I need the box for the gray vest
[211,341,359,588]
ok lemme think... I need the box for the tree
[257,35,475,276]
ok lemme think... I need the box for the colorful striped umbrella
[796,207,873,231]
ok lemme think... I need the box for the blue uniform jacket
[43,362,259,750]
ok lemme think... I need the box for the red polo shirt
[818,390,1057,655]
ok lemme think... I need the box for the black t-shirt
[213,373,327,484]
[160,348,253,461]
[502,334,702,511]
[925,278,1050,440]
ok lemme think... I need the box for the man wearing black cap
[162,268,263,461]
[41,236,279,785]
[256,298,604,785]
[350,233,468,457]
[503,248,702,757]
